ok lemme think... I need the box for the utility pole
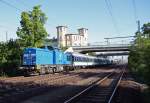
[105,38,110,46]
[137,20,140,32]
[6,31,8,42]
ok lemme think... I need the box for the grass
[0,72,8,77]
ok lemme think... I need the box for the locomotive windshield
[40,46,54,50]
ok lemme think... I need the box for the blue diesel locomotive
[22,46,112,75]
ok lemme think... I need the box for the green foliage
[129,22,150,85]
[0,42,7,67]
[17,5,48,47]
[0,5,49,76]
[61,47,68,51]
[142,23,150,36]
[0,40,22,76]
[44,37,57,47]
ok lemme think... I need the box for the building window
[60,37,62,40]
[67,36,69,40]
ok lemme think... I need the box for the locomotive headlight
[23,54,28,57]
[31,54,36,56]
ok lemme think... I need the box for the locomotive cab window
[67,55,71,61]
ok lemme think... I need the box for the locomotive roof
[25,46,61,51]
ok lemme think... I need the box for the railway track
[0,74,80,103]
[0,69,109,103]
[64,68,125,103]
[0,69,91,83]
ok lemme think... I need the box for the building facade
[56,26,88,47]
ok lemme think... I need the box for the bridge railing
[72,43,132,48]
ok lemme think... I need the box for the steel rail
[108,68,125,103]
[64,72,114,103]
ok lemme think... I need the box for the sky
[0,0,150,44]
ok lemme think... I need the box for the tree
[142,23,150,38]
[0,40,22,76]
[128,22,150,84]
[0,42,7,68]
[17,5,48,47]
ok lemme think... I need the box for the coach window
[86,58,88,62]
[81,58,83,62]
[74,57,76,61]
[83,58,85,62]
[76,57,77,61]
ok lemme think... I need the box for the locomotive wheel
[39,68,46,75]
[64,66,69,72]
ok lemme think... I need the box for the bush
[0,39,23,76]
[128,23,150,85]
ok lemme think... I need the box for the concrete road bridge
[71,44,132,53]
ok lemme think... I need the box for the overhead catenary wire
[132,0,138,21]
[0,0,22,11]
[106,0,113,12]
[15,1,52,29]
[104,0,119,34]
[0,0,51,32]
[0,24,15,30]
[15,0,32,9]
[132,0,140,32]
[16,0,51,31]
[0,0,23,41]
[0,25,8,29]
